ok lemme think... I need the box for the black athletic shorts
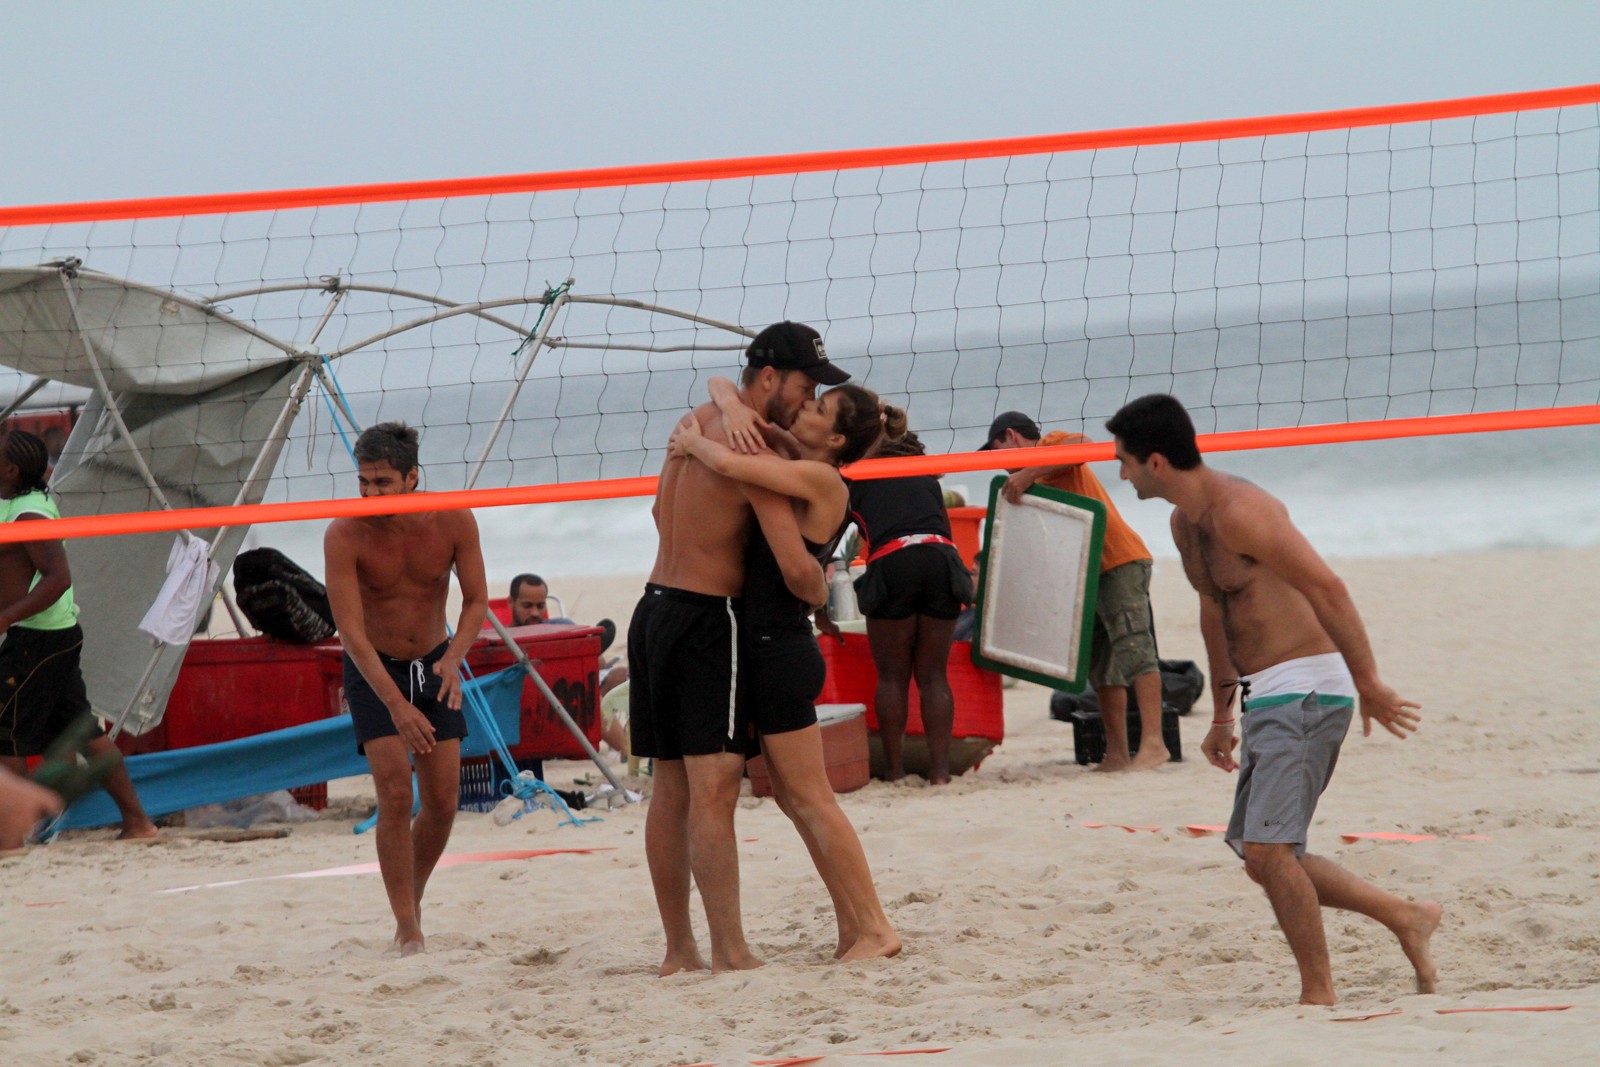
[854,543,971,621]
[627,584,746,760]
[0,624,102,759]
[739,625,824,751]
[342,639,467,755]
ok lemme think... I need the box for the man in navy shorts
[325,422,488,956]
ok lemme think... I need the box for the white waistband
[1242,651,1354,702]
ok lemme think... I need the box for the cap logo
[812,338,829,363]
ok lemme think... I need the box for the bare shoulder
[324,516,358,548]
[692,399,724,433]
[437,505,480,536]
[1212,475,1286,530]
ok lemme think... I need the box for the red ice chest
[115,636,345,756]
[462,623,603,761]
[816,632,1003,742]
[118,624,601,772]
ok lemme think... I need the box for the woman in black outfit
[847,410,972,784]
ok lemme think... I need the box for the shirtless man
[324,423,488,956]
[0,430,157,841]
[629,321,835,975]
[1106,394,1440,1006]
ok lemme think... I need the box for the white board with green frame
[970,475,1106,692]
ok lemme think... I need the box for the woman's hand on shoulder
[707,376,766,454]
[667,412,702,458]
[720,402,767,455]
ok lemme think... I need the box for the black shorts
[342,639,467,755]
[627,584,746,760]
[740,625,824,750]
[854,544,972,621]
[0,624,102,759]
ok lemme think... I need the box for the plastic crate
[1068,707,1183,766]
[457,755,531,813]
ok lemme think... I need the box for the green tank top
[4,489,78,631]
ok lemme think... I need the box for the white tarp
[0,265,301,733]
[0,266,291,393]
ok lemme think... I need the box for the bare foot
[1129,745,1170,771]
[399,939,426,958]
[926,772,951,786]
[658,949,709,977]
[837,928,901,963]
[117,820,160,841]
[833,925,862,960]
[710,949,764,973]
[1299,990,1337,1006]
[1091,757,1129,773]
[1398,900,1443,993]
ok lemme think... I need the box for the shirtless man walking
[629,321,832,975]
[0,430,156,841]
[1106,394,1440,1005]
[325,423,488,956]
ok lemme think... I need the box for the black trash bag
[1048,658,1206,721]
[233,548,336,643]
[1158,659,1205,715]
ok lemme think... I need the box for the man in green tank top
[0,430,156,841]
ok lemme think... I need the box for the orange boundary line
[0,405,1594,545]
[3,84,1596,226]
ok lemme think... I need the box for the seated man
[506,573,628,757]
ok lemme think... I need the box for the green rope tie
[510,280,572,361]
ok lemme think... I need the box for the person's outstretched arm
[1211,494,1421,739]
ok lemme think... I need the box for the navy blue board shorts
[342,639,467,755]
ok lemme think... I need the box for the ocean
[249,420,1600,587]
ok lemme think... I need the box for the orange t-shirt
[1033,430,1151,572]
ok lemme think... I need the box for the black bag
[232,548,336,643]
[1048,659,1206,720]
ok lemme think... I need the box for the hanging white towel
[138,535,218,645]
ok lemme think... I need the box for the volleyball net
[2,82,1597,544]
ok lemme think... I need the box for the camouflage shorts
[1089,559,1159,689]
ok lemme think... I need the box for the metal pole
[463,283,573,490]
[0,378,49,423]
[58,273,180,518]
[482,609,627,796]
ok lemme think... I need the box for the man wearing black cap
[981,412,1170,771]
[627,321,836,975]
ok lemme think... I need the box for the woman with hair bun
[845,407,971,785]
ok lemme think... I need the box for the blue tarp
[60,665,525,830]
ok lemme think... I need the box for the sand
[4,547,1599,1066]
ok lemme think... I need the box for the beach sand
[4,547,1598,1066]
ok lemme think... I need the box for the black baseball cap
[745,321,851,386]
[977,411,1042,450]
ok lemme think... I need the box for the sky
[4,1,1597,207]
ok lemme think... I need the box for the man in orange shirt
[982,412,1169,770]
